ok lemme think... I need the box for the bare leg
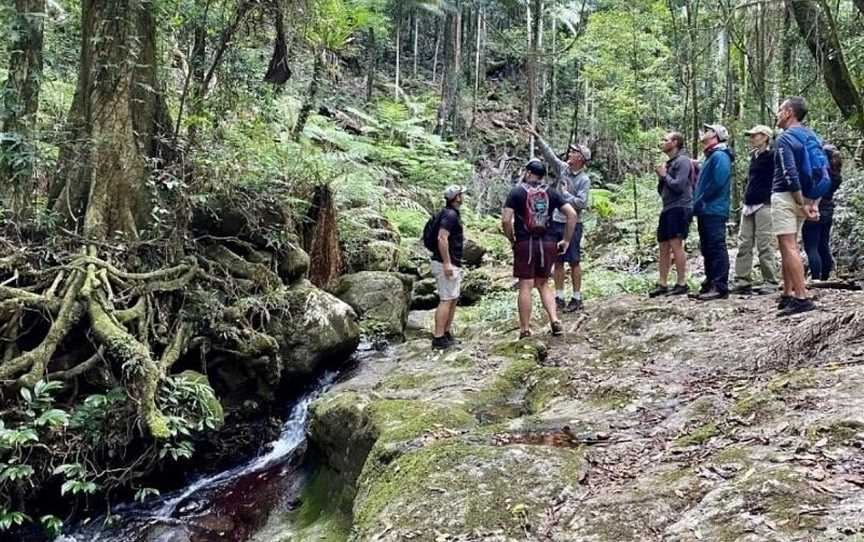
[658,240,671,286]
[669,238,687,285]
[434,299,454,337]
[445,300,457,333]
[517,279,534,332]
[535,278,559,323]
[570,263,582,294]
[778,234,808,298]
[553,261,566,295]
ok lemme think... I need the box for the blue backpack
[787,127,831,199]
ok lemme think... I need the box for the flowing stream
[54,359,351,542]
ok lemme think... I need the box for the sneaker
[777,295,793,311]
[697,289,729,301]
[730,284,752,295]
[444,331,460,346]
[555,297,565,309]
[563,298,584,313]
[431,336,451,350]
[550,320,564,336]
[668,284,689,296]
[778,297,816,317]
[519,329,532,340]
[648,285,669,298]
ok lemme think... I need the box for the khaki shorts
[431,261,462,301]
[771,192,805,236]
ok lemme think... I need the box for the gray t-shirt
[535,135,591,223]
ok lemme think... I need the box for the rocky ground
[281,283,864,542]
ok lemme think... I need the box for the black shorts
[550,222,583,264]
[657,207,691,242]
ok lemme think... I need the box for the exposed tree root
[0,243,289,440]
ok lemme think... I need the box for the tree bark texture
[51,0,171,239]
[436,2,462,138]
[264,1,292,86]
[1,0,46,218]
[784,0,864,134]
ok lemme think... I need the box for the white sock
[572,292,582,300]
[556,289,564,299]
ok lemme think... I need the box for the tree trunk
[472,7,482,124]
[784,0,864,134]
[413,11,419,78]
[432,18,441,85]
[263,1,292,87]
[52,0,170,238]
[435,1,462,137]
[1,0,45,220]
[395,16,401,99]
[366,27,376,103]
[527,0,542,156]
[294,51,323,141]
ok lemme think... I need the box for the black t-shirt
[432,207,464,267]
[504,184,568,242]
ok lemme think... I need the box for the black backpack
[422,211,443,253]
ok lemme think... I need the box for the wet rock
[269,282,361,376]
[333,271,413,338]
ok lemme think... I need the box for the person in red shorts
[502,159,578,339]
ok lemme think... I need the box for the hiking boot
[668,284,689,296]
[431,336,451,350]
[753,284,778,295]
[519,329,532,340]
[730,284,752,295]
[648,285,669,298]
[555,297,566,309]
[550,320,564,336]
[778,297,816,317]
[777,295,793,311]
[444,331,460,346]
[563,298,583,313]
[697,289,729,301]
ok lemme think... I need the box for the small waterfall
[56,370,339,542]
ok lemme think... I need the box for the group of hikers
[425,95,843,349]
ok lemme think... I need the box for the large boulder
[461,237,487,268]
[277,244,310,285]
[333,272,413,338]
[268,282,361,376]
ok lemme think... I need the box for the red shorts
[513,239,558,279]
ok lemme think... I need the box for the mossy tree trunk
[50,0,171,237]
[1,0,46,219]
[784,0,864,135]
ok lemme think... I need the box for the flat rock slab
[299,288,864,541]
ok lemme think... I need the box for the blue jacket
[693,144,734,217]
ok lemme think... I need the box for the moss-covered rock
[332,271,413,338]
[277,244,310,285]
[268,282,361,376]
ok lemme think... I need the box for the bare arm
[559,204,577,247]
[501,207,515,244]
[437,229,451,267]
